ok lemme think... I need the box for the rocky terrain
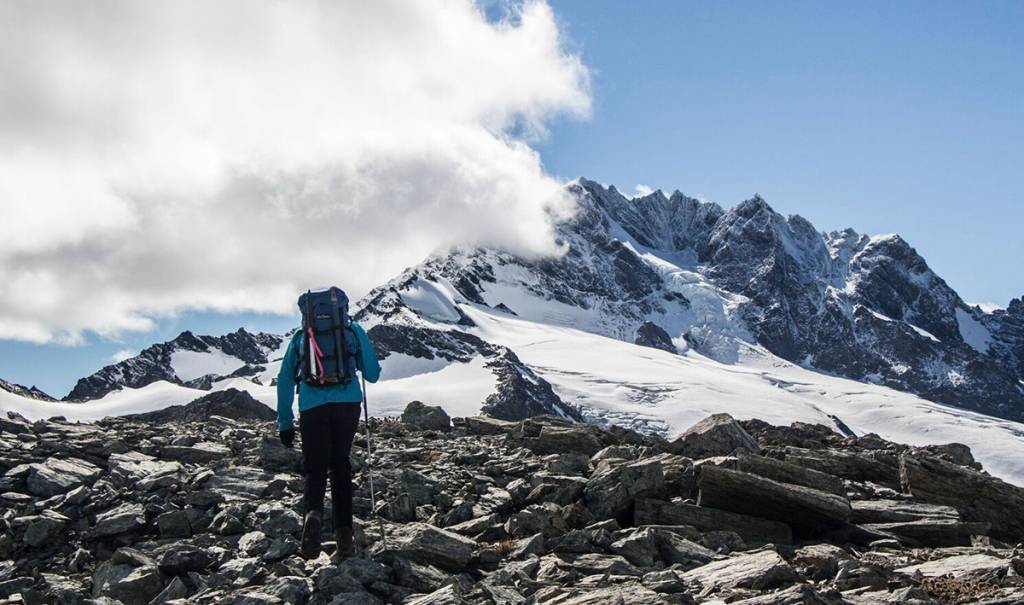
[3,397,1024,605]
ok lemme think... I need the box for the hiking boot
[300,510,322,559]
[332,526,354,563]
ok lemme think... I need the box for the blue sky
[540,0,1022,302]
[2,0,1021,398]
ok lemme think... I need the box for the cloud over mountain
[0,0,590,343]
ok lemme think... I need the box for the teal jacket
[276,322,381,430]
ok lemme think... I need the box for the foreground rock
[669,413,761,458]
[696,465,852,534]
[899,450,1024,541]
[2,407,1023,604]
[401,401,451,431]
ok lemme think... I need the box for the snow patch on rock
[957,307,993,353]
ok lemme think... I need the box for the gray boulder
[161,441,231,463]
[402,401,451,431]
[669,413,760,459]
[610,527,718,569]
[261,508,302,538]
[506,417,614,456]
[26,457,101,497]
[583,458,664,522]
[259,435,303,472]
[156,509,192,539]
[683,549,797,590]
[92,549,165,605]
[393,522,477,571]
[94,503,147,537]
[22,510,69,547]
[157,543,213,574]
[107,451,181,486]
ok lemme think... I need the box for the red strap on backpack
[306,327,327,385]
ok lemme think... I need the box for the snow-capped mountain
[4,177,1024,483]
[981,298,1024,381]
[0,378,54,402]
[357,178,1024,421]
[65,328,286,401]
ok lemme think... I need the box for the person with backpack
[276,287,381,561]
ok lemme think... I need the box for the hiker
[276,287,381,561]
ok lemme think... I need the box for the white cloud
[632,184,654,198]
[112,349,136,363]
[0,0,590,343]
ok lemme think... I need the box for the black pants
[299,402,362,529]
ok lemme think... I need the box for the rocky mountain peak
[64,328,284,402]
[0,378,55,402]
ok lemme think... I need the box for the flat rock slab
[94,503,147,537]
[895,553,1013,578]
[563,553,643,577]
[635,498,792,546]
[506,418,616,456]
[850,499,960,524]
[697,465,851,534]
[461,416,517,436]
[735,450,845,497]
[862,519,973,547]
[683,549,797,591]
[108,451,181,485]
[533,583,668,604]
[205,466,272,500]
[26,457,102,497]
[392,522,477,572]
[900,451,1024,542]
[780,446,900,489]
[729,584,837,605]
[92,561,165,605]
[161,442,231,463]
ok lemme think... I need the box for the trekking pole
[361,373,388,551]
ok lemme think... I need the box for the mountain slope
[64,329,286,401]
[357,178,1024,420]
[5,177,1024,484]
[0,378,55,402]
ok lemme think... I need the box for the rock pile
[2,405,1024,604]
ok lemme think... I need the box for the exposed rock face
[365,323,580,423]
[635,322,676,353]
[66,328,284,401]
[0,378,54,401]
[4,409,1024,604]
[481,349,583,423]
[984,297,1024,381]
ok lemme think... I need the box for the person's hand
[280,428,295,448]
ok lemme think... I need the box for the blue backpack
[296,287,358,386]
